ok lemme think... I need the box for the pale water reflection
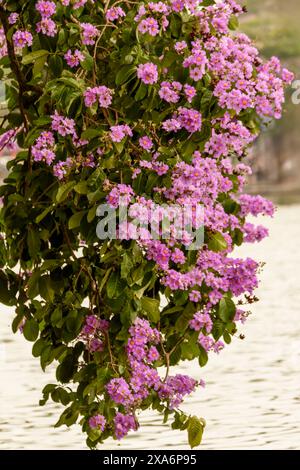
[1,205,300,449]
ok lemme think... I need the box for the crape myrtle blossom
[53,158,73,180]
[84,86,113,108]
[106,318,200,420]
[79,314,109,353]
[109,124,132,143]
[36,18,57,37]
[35,1,57,36]
[35,1,56,18]
[12,30,33,49]
[80,22,99,45]
[0,128,19,152]
[64,49,85,68]
[8,13,19,24]
[88,414,106,431]
[106,7,126,22]
[1,0,294,449]
[137,62,158,85]
[51,111,77,137]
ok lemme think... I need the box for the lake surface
[1,205,300,450]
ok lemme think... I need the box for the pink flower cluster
[84,86,113,108]
[80,314,109,354]
[32,131,56,165]
[155,374,198,409]
[189,311,213,333]
[205,113,256,159]
[88,414,106,431]
[12,31,33,49]
[64,49,84,68]
[182,40,208,82]
[159,81,182,103]
[139,151,169,176]
[106,184,134,208]
[135,2,170,36]
[106,318,199,421]
[139,136,154,151]
[35,0,57,37]
[51,111,77,137]
[53,158,73,180]
[8,13,19,25]
[106,7,126,22]
[114,412,137,440]
[238,194,275,217]
[80,23,98,46]
[163,107,202,133]
[109,124,132,143]
[137,63,158,85]
[198,333,224,354]
[0,129,18,152]
[242,222,269,243]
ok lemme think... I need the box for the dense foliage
[0,0,293,448]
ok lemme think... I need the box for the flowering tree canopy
[0,0,293,448]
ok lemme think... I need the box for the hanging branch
[0,7,42,132]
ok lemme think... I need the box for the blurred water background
[1,0,300,450]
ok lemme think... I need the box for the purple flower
[84,86,113,108]
[8,13,19,25]
[88,414,106,431]
[36,18,57,37]
[137,63,158,85]
[81,23,98,46]
[114,413,137,440]
[109,124,132,143]
[190,312,213,333]
[53,158,73,179]
[139,136,153,151]
[36,1,56,18]
[106,378,133,406]
[106,7,126,22]
[12,31,33,49]
[64,49,84,68]
[51,111,77,137]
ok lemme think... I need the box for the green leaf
[35,205,54,224]
[27,227,41,260]
[0,272,15,306]
[141,297,160,323]
[39,276,55,302]
[106,271,120,299]
[74,181,89,194]
[135,82,147,101]
[208,232,228,252]
[218,297,236,322]
[23,319,39,342]
[81,53,94,71]
[228,15,239,31]
[56,355,77,383]
[198,346,208,367]
[170,13,182,38]
[87,206,97,223]
[181,341,200,361]
[32,338,47,357]
[49,55,63,77]
[68,211,86,229]
[81,128,103,140]
[121,252,134,279]
[115,65,136,86]
[56,181,76,203]
[22,50,49,65]
[187,416,205,449]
